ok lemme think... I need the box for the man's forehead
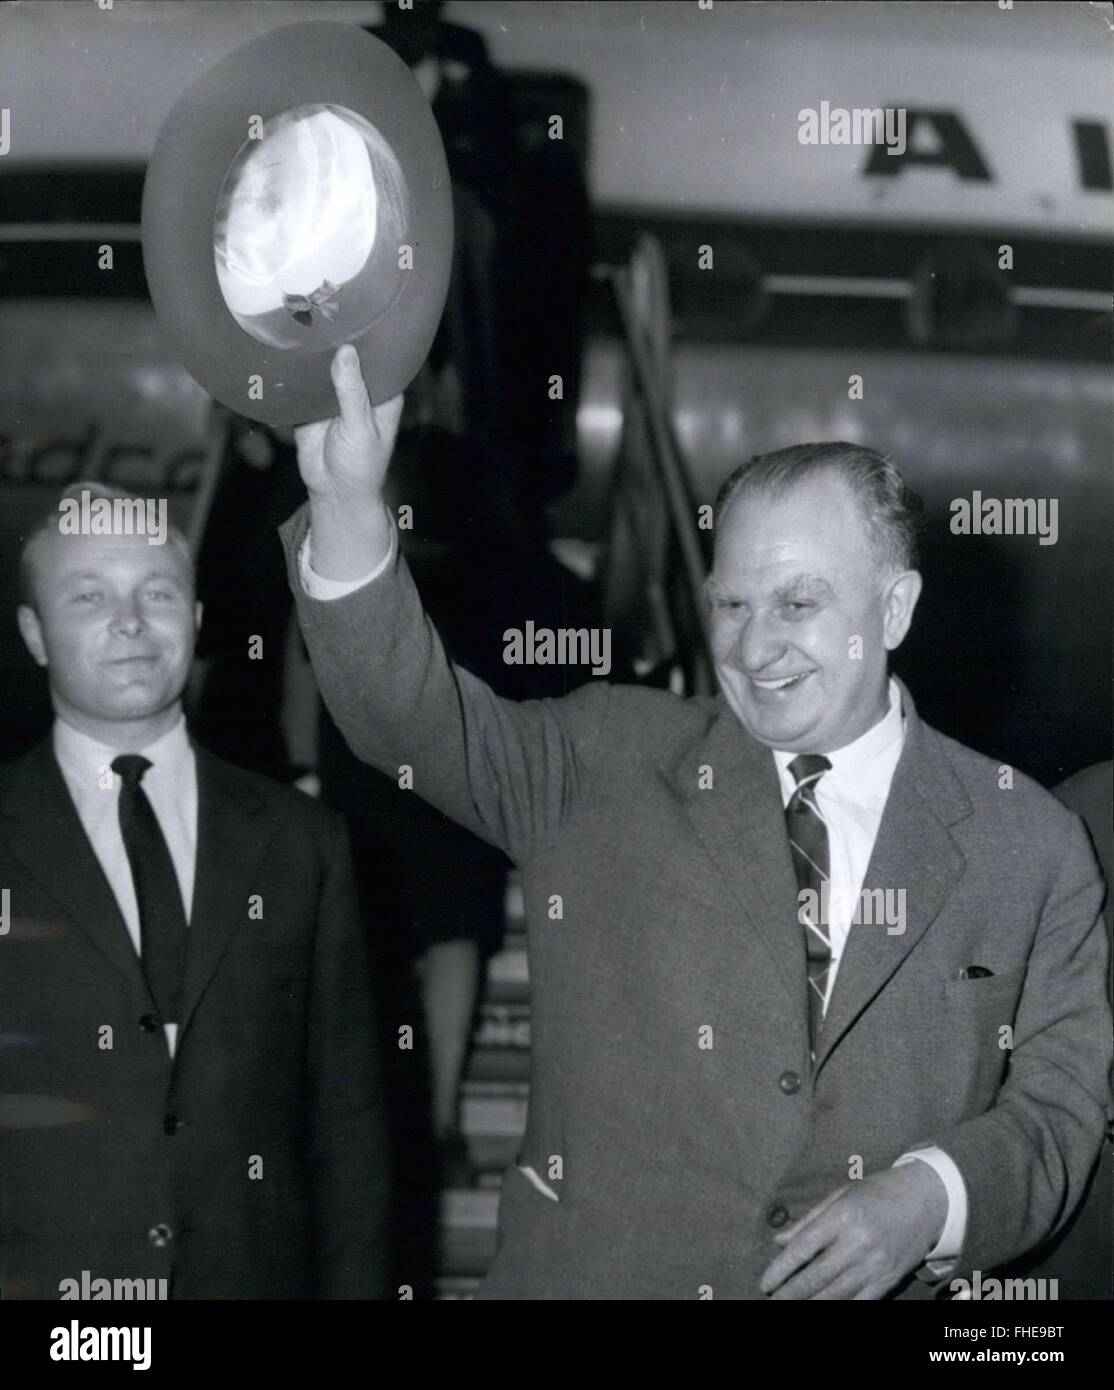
[34,528,192,582]
[724,472,861,530]
[718,478,872,567]
[714,525,843,577]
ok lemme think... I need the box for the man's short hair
[713,442,923,574]
[18,481,193,611]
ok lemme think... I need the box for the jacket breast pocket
[942,965,1027,1019]
[494,1160,562,1254]
[941,966,1027,1108]
[514,1162,561,1204]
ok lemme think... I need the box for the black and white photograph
[0,0,1110,1363]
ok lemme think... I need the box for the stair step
[434,872,530,1287]
[486,941,529,992]
[436,1275,483,1299]
[467,1047,531,1084]
[440,1186,501,1226]
[439,1187,501,1276]
[462,1086,529,1134]
[472,1001,531,1049]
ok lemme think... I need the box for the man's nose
[110,602,146,636]
[735,612,786,673]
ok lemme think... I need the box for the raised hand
[292,345,403,582]
[294,345,403,503]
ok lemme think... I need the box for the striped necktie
[786,753,832,1055]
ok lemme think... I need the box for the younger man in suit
[0,482,389,1299]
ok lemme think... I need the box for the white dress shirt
[298,524,966,1270]
[773,680,905,1009]
[772,680,966,1267]
[53,715,197,1057]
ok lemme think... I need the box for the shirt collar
[773,677,905,804]
[53,715,192,800]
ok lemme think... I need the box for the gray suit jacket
[281,507,1111,1300]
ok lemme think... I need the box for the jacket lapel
[177,745,274,1039]
[1,738,153,996]
[665,698,809,1029]
[815,681,972,1072]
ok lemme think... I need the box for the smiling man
[282,347,1111,1300]
[0,481,389,1299]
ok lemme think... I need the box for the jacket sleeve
[307,811,391,1298]
[278,503,612,865]
[927,811,1113,1275]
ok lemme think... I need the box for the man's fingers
[771,1185,846,1246]
[808,1268,868,1301]
[760,1208,838,1294]
[330,344,372,432]
[770,1245,857,1300]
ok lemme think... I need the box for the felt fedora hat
[142,21,453,427]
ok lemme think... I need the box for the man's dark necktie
[786,753,832,1056]
[112,754,188,1024]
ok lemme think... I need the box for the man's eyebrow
[705,574,835,604]
[704,576,737,602]
[138,570,188,585]
[55,568,187,587]
[773,574,834,602]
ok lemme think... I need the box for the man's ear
[17,604,48,668]
[881,569,922,652]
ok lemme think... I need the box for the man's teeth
[752,672,810,690]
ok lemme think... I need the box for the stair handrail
[600,233,715,696]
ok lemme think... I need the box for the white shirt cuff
[893,1146,968,1273]
[298,516,396,599]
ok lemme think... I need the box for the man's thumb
[330,344,371,429]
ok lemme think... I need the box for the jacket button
[766,1203,790,1229]
[147,1223,173,1248]
[139,1014,161,1033]
[778,1070,801,1095]
[163,1114,182,1136]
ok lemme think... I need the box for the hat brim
[141,21,453,427]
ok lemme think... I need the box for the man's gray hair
[713,442,923,573]
[18,481,192,611]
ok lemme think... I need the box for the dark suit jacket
[0,738,389,1299]
[281,507,1112,1300]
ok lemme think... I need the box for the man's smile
[747,669,816,694]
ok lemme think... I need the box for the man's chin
[96,690,176,723]
[741,716,817,752]
[739,695,823,750]
[726,690,821,751]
